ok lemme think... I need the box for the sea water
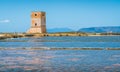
[0,36,120,72]
[0,36,120,48]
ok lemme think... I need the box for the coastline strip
[0,47,120,50]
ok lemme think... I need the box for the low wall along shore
[0,32,88,39]
[0,32,120,39]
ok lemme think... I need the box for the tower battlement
[27,11,46,33]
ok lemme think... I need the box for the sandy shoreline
[0,33,120,40]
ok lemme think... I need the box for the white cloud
[0,19,10,23]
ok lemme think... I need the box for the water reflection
[0,50,120,72]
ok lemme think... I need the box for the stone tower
[27,11,46,33]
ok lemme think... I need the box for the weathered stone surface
[27,11,46,33]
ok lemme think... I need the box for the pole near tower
[27,11,46,33]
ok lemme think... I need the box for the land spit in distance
[0,32,120,39]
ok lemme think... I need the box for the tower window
[35,14,37,16]
[35,23,37,26]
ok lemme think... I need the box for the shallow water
[0,36,120,72]
[0,50,120,72]
[0,36,120,48]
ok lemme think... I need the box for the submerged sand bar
[0,47,120,50]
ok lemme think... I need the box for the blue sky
[0,0,120,32]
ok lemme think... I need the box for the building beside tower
[27,11,46,33]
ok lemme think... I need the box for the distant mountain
[78,26,120,33]
[47,28,74,33]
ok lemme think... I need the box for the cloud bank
[0,19,10,23]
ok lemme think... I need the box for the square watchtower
[27,11,46,33]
